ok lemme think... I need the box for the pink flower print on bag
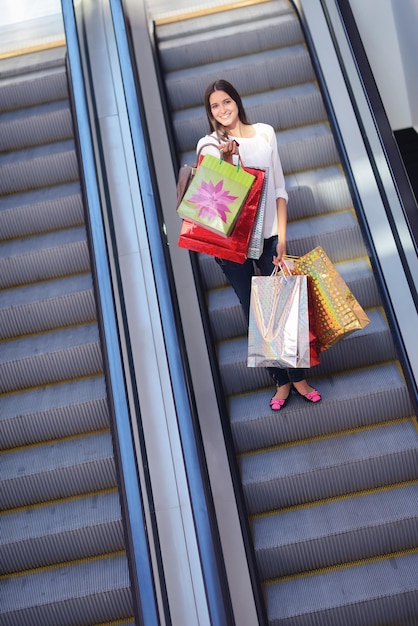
[177,154,255,237]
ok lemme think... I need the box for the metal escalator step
[208,285,245,342]
[0,64,68,113]
[0,323,103,394]
[0,47,66,80]
[1,490,124,574]
[219,307,392,395]
[197,253,228,292]
[207,257,378,343]
[1,431,117,510]
[253,482,418,579]
[0,99,73,152]
[314,308,395,376]
[166,45,315,112]
[287,210,367,260]
[0,226,90,289]
[241,419,418,515]
[156,0,293,43]
[174,83,326,154]
[286,166,352,219]
[0,273,96,340]
[230,363,414,453]
[0,182,84,240]
[159,12,303,73]
[0,139,78,195]
[277,123,340,175]
[0,553,133,626]
[0,376,108,450]
[265,552,418,626]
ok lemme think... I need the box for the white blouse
[196,123,288,239]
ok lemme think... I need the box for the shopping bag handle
[270,259,292,281]
[271,258,293,280]
[219,140,242,171]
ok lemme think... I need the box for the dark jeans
[215,236,306,387]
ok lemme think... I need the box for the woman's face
[209,90,239,130]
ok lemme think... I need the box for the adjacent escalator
[0,46,136,626]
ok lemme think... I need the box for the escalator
[0,46,136,626]
[2,1,418,624]
[155,0,418,623]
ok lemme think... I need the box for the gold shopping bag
[290,246,370,351]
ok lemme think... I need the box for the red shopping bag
[178,164,265,263]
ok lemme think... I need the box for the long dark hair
[204,79,250,140]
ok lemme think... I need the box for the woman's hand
[218,140,239,163]
[273,240,286,266]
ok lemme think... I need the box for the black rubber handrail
[108,0,237,624]
[61,1,161,624]
[291,0,418,413]
[149,15,270,626]
[333,0,418,253]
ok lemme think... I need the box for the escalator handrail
[290,0,418,412]
[107,0,237,624]
[333,0,418,251]
[61,1,160,624]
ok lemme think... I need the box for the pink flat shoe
[270,394,291,411]
[302,389,321,403]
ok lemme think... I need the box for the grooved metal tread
[1,490,125,574]
[0,322,103,394]
[265,551,418,626]
[253,482,418,579]
[0,376,109,450]
[159,12,303,72]
[241,419,418,515]
[2,431,117,510]
[230,363,414,454]
[0,182,84,240]
[0,139,78,195]
[0,99,73,152]
[0,42,135,625]
[0,226,90,289]
[0,273,96,340]
[166,45,316,112]
[156,0,293,42]
[286,166,353,218]
[0,553,133,626]
[0,47,67,79]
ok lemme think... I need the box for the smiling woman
[195,78,322,410]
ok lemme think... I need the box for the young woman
[196,79,321,410]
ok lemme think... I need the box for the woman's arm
[274,197,287,263]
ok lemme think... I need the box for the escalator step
[1,490,125,574]
[265,551,418,626]
[2,431,117,510]
[254,482,418,578]
[0,376,109,450]
[0,553,133,626]
[230,363,414,453]
[241,419,418,514]
[0,322,103,394]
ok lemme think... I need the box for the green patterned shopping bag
[177,154,255,237]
